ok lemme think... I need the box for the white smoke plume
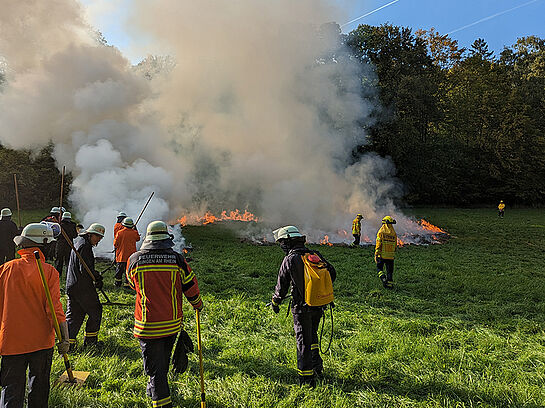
[0,0,426,254]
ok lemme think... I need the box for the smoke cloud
[0,0,412,254]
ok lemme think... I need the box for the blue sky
[82,0,545,62]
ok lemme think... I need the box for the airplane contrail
[340,0,401,28]
[447,0,542,35]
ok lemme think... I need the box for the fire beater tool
[60,227,131,306]
[196,309,206,408]
[59,165,65,218]
[34,251,90,387]
[13,174,22,228]
[134,191,154,227]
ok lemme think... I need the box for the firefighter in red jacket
[113,217,140,287]
[127,221,203,408]
[0,223,69,407]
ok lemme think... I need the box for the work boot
[83,339,104,350]
[298,376,316,388]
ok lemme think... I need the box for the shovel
[34,251,89,387]
[196,309,206,408]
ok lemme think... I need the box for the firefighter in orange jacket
[113,217,140,287]
[127,221,203,408]
[0,223,69,407]
[113,211,127,239]
[375,216,397,289]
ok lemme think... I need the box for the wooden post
[13,174,22,228]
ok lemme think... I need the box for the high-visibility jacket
[352,218,361,235]
[114,227,140,263]
[126,241,202,339]
[375,224,397,260]
[113,222,123,239]
[498,203,505,211]
[0,248,66,355]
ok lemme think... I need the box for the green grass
[21,208,545,407]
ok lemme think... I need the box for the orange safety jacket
[126,245,202,339]
[113,222,123,239]
[375,224,397,260]
[0,248,66,355]
[114,227,140,263]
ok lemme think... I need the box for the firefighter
[113,217,140,287]
[498,200,505,218]
[126,221,203,408]
[0,223,69,407]
[55,212,78,277]
[351,214,363,246]
[270,225,336,387]
[66,223,105,351]
[0,208,18,265]
[375,216,397,289]
[41,207,61,261]
[114,211,127,239]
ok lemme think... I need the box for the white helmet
[272,226,303,242]
[122,217,134,228]
[117,211,127,218]
[50,207,61,214]
[145,221,172,241]
[1,208,12,217]
[79,223,105,237]
[14,223,55,246]
[62,212,72,220]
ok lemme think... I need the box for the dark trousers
[498,210,504,217]
[0,347,53,408]
[0,249,14,265]
[377,258,394,284]
[293,309,323,385]
[115,262,127,286]
[139,335,176,408]
[55,246,70,277]
[352,234,360,246]
[66,287,103,345]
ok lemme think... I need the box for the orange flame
[397,238,406,247]
[178,209,259,226]
[320,235,334,246]
[419,219,447,234]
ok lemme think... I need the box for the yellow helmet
[356,214,363,219]
[382,216,396,224]
[146,221,172,241]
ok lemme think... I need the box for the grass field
[17,208,545,407]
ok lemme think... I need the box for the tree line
[1,24,544,207]
[347,24,545,206]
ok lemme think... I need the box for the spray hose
[319,303,334,354]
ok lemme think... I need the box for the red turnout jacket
[127,241,202,339]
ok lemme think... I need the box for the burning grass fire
[178,209,259,226]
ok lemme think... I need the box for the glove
[195,302,204,312]
[270,301,280,314]
[375,255,380,263]
[94,275,103,290]
[57,321,70,355]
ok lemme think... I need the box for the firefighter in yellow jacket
[375,216,397,289]
[351,214,363,246]
[498,200,505,218]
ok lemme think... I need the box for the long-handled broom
[34,251,89,386]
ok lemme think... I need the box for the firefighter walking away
[375,216,397,289]
[113,217,140,287]
[126,221,203,408]
[270,225,336,387]
[0,208,18,265]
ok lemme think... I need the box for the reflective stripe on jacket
[114,227,140,262]
[127,246,202,339]
[0,248,66,355]
[375,225,397,260]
